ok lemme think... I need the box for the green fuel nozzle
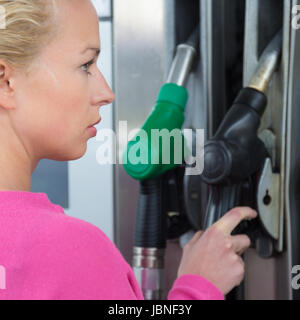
[122,83,188,180]
[123,28,199,181]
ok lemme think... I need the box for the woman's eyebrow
[81,47,101,58]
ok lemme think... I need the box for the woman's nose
[93,72,115,107]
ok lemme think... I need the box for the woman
[0,0,256,300]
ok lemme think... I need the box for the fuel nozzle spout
[248,30,282,94]
[167,27,199,86]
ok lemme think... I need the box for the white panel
[65,21,114,241]
[91,0,111,18]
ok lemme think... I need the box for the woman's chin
[68,145,88,161]
[47,144,88,162]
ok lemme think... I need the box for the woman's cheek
[44,70,90,140]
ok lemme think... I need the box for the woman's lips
[87,126,97,137]
[88,118,101,128]
[87,118,101,137]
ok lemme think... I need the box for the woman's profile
[0,0,256,300]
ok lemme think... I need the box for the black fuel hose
[134,177,167,248]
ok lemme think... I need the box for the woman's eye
[81,59,94,74]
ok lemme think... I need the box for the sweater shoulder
[31,207,118,258]
[25,207,130,278]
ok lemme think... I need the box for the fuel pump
[114,0,299,301]
[123,26,199,300]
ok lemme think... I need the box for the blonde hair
[0,0,59,75]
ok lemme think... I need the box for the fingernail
[245,210,257,221]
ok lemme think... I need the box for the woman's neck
[0,126,38,192]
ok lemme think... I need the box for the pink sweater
[0,191,224,300]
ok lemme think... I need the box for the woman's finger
[214,207,257,235]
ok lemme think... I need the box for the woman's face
[10,0,115,161]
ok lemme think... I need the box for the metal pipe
[167,25,199,87]
[166,44,197,87]
[248,30,282,93]
[133,248,165,300]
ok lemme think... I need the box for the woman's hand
[177,207,257,295]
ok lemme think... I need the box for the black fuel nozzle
[202,30,282,231]
[202,87,268,186]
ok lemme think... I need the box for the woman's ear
[0,61,17,110]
